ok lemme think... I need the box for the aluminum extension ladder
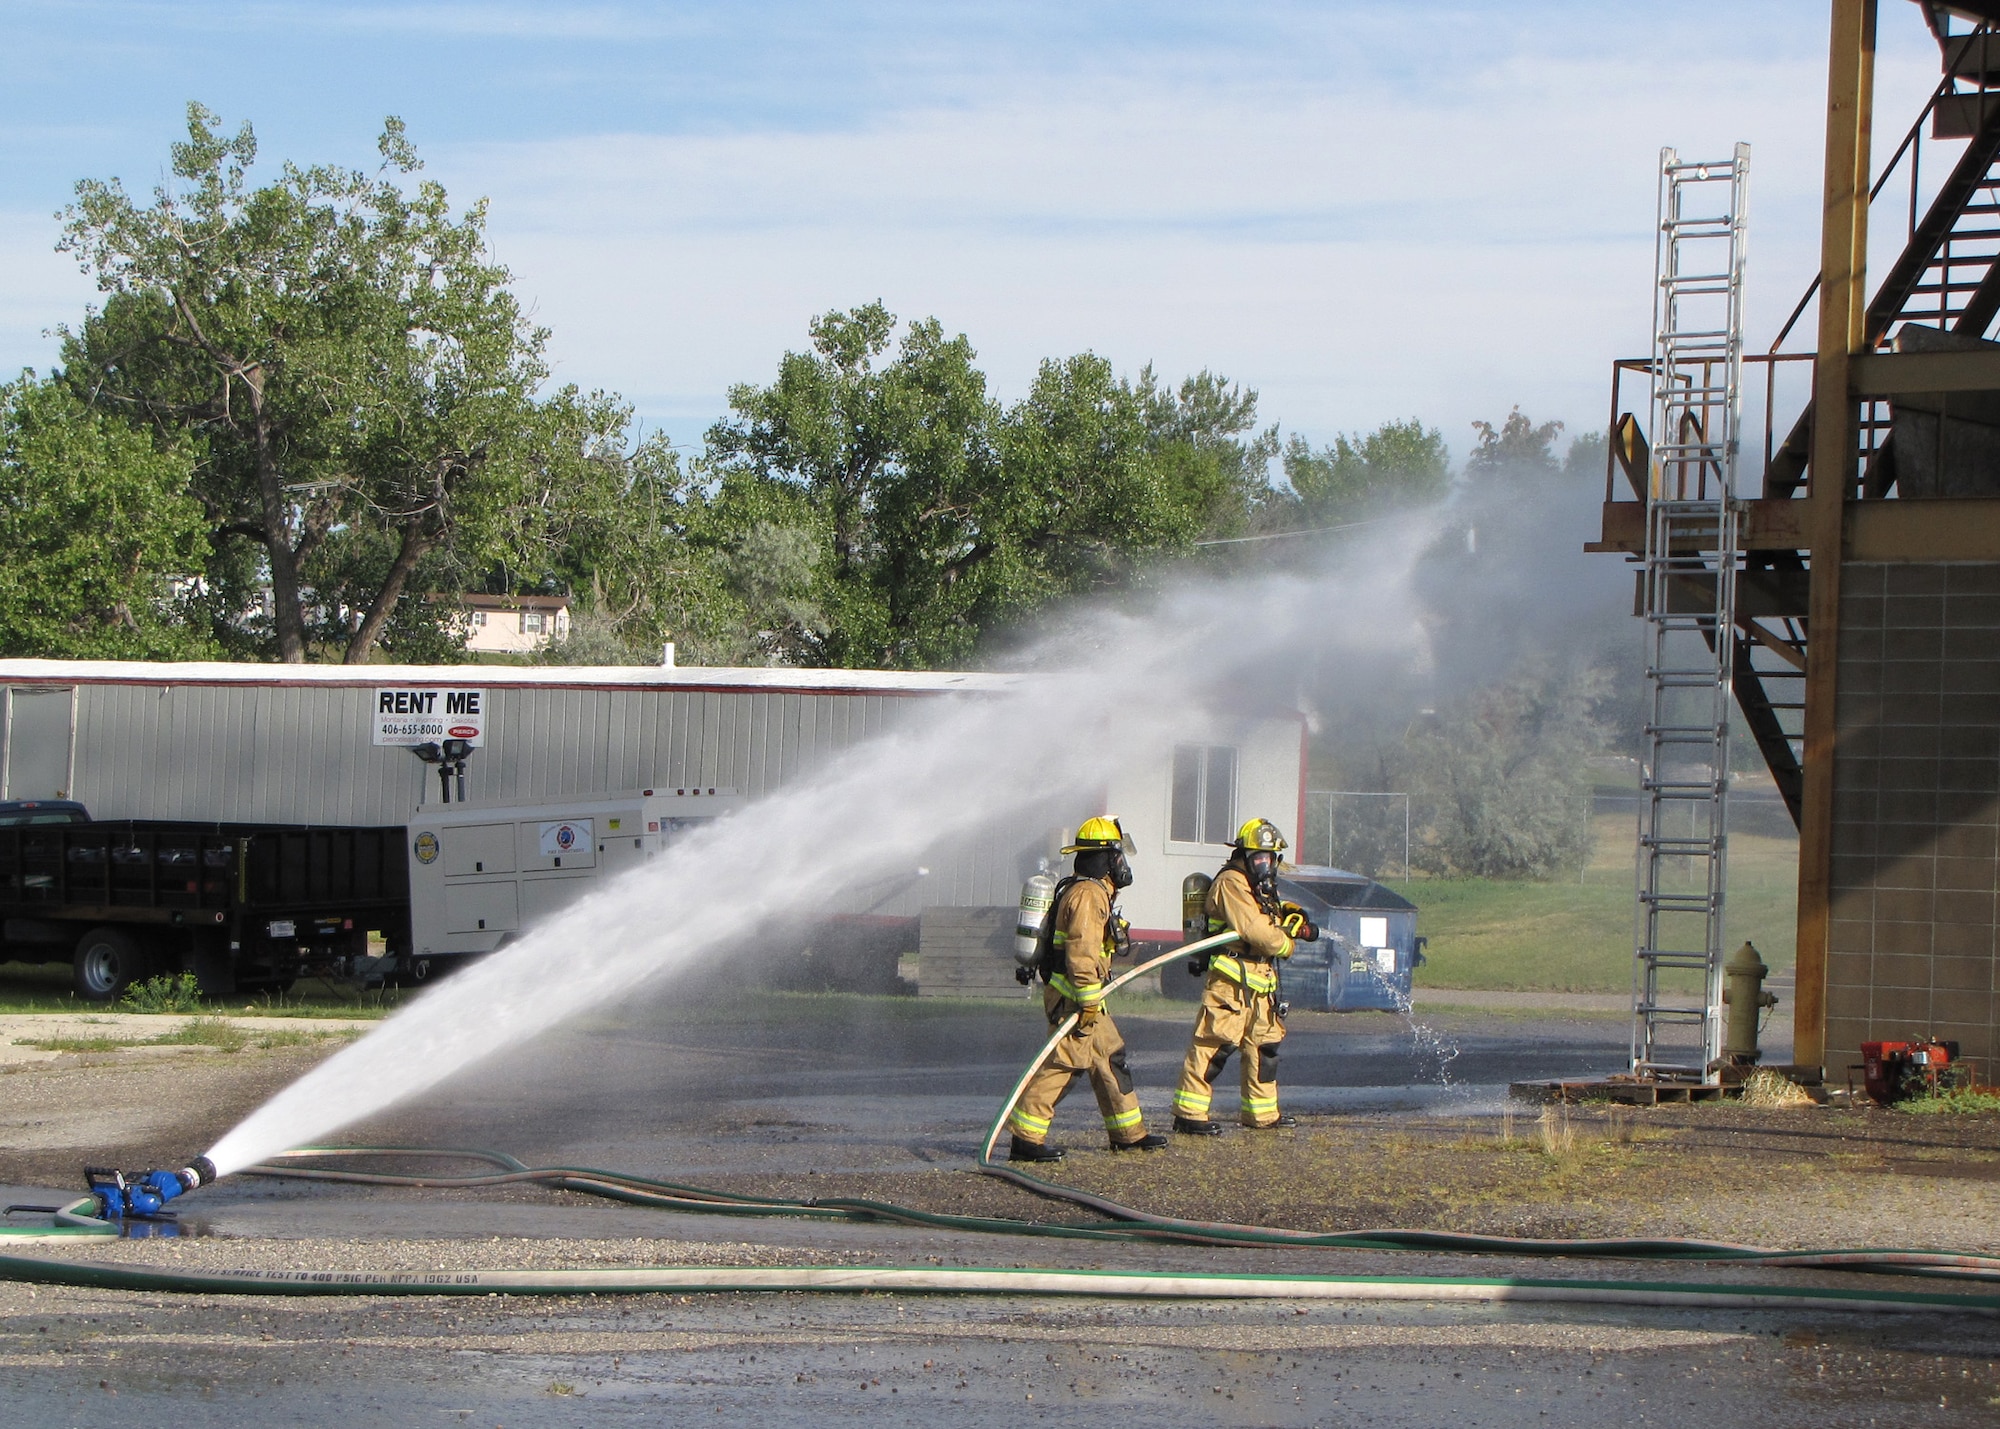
[1632,144,1750,1081]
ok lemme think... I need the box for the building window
[520,611,546,634]
[1170,744,1237,845]
[471,612,487,627]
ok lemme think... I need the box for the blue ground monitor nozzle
[85,1156,217,1221]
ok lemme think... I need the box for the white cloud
[0,3,1955,461]
[451,37,1944,450]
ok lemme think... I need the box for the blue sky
[0,1,1947,459]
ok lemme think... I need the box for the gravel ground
[8,1039,2000,1426]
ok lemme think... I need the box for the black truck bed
[0,821,408,922]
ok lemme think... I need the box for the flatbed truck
[0,818,410,999]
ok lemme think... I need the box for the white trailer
[404,787,745,975]
[0,661,1309,985]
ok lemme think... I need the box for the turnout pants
[1008,990,1148,1147]
[1173,970,1287,1126]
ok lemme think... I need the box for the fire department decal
[413,831,439,864]
[539,820,591,856]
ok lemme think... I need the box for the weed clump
[1535,1104,1577,1160]
[1896,1084,2000,1115]
[120,972,202,1014]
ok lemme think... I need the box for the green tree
[1466,407,1564,477]
[1562,429,1608,485]
[58,103,606,664]
[0,375,213,659]
[1404,661,1610,879]
[1139,369,1283,541]
[1284,417,1450,522]
[702,304,1213,667]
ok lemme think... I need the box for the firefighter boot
[1111,1132,1168,1152]
[1246,1114,1299,1130]
[1172,1116,1224,1136]
[1009,1136,1067,1163]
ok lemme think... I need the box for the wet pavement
[235,996,1642,1198]
[5,1270,1998,1428]
[15,992,1970,1429]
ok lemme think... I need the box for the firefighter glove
[1073,1003,1102,1035]
[1280,904,1319,943]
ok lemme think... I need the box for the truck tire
[73,927,151,1002]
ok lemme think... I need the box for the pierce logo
[448,725,478,738]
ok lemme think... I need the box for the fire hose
[5,932,2000,1309]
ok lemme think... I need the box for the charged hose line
[1,1252,1997,1315]
[208,932,2000,1287]
[230,1148,2000,1283]
[0,1197,117,1240]
[969,938,2000,1286]
[17,937,1998,1307]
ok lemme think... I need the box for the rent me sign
[371,687,489,747]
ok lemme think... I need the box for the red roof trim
[35,675,965,699]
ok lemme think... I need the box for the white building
[458,594,572,654]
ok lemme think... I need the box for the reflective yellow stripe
[1207,956,1277,994]
[1103,1106,1143,1131]
[1243,1096,1279,1116]
[1048,974,1105,1007]
[1172,1088,1212,1115]
[1052,931,1068,945]
[1008,1108,1052,1136]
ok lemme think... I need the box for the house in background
[460,594,572,655]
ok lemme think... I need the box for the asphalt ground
[6,988,1999,1426]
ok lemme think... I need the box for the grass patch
[1896,1085,2000,1115]
[0,962,402,1018]
[1391,813,1798,993]
[247,1026,359,1049]
[13,1019,358,1055]
[224,983,402,1019]
[144,1017,247,1051]
[0,961,91,1013]
[13,1033,128,1053]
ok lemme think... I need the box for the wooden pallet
[1509,1078,1733,1106]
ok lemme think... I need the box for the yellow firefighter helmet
[1234,818,1288,854]
[1062,816,1132,853]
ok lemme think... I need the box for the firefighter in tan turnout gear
[1173,818,1318,1134]
[1007,817,1169,1162]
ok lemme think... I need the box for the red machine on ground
[1858,1040,1960,1105]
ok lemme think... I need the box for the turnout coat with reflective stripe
[1048,875,1118,1007]
[1204,864,1293,989]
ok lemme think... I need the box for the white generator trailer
[402,786,745,980]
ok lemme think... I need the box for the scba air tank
[1181,872,1212,944]
[1015,870,1057,967]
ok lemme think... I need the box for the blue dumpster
[1159,863,1424,1012]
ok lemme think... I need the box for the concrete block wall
[1827,561,2000,1078]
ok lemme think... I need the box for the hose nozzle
[85,1155,218,1220]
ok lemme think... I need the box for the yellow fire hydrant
[1721,940,1778,1064]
